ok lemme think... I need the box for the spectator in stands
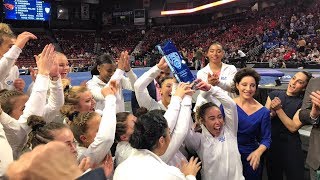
[233,68,271,180]
[237,49,247,68]
[265,71,312,180]
[195,42,237,109]
[87,52,137,113]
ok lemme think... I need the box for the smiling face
[203,106,224,137]
[207,44,224,64]
[160,78,174,103]
[236,76,257,100]
[287,72,309,96]
[55,53,70,79]
[77,91,96,112]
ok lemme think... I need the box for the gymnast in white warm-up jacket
[185,81,244,180]
[0,45,64,158]
[70,94,116,165]
[87,53,137,113]
[134,60,193,166]
[0,45,21,90]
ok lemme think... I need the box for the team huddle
[0,23,320,180]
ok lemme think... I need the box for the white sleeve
[43,78,64,123]
[161,95,192,163]
[186,175,197,180]
[184,128,201,153]
[0,111,24,160]
[0,123,13,176]
[0,45,21,83]
[1,75,49,157]
[81,95,117,165]
[164,96,182,133]
[86,78,105,101]
[134,66,161,110]
[208,86,238,135]
[217,65,237,92]
[109,69,125,83]
[120,69,137,91]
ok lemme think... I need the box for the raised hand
[49,58,60,80]
[179,156,201,177]
[117,51,127,71]
[13,78,25,92]
[101,80,119,97]
[157,57,168,70]
[36,44,55,76]
[174,82,194,98]
[15,32,37,50]
[122,51,131,72]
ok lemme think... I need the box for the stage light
[161,0,237,15]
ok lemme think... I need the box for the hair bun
[27,115,46,131]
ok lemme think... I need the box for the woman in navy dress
[233,68,271,180]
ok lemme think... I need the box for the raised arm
[0,107,13,176]
[1,44,55,158]
[196,80,238,135]
[43,77,64,123]
[134,58,167,110]
[161,93,193,163]
[0,32,36,84]
[81,82,117,165]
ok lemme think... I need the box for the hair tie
[32,123,45,132]
[68,111,80,122]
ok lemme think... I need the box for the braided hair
[27,115,68,149]
[0,89,26,116]
[69,111,98,146]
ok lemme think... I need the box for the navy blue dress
[237,105,271,180]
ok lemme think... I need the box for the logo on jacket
[6,80,13,85]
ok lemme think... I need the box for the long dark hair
[129,110,168,151]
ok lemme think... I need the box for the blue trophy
[156,40,196,84]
